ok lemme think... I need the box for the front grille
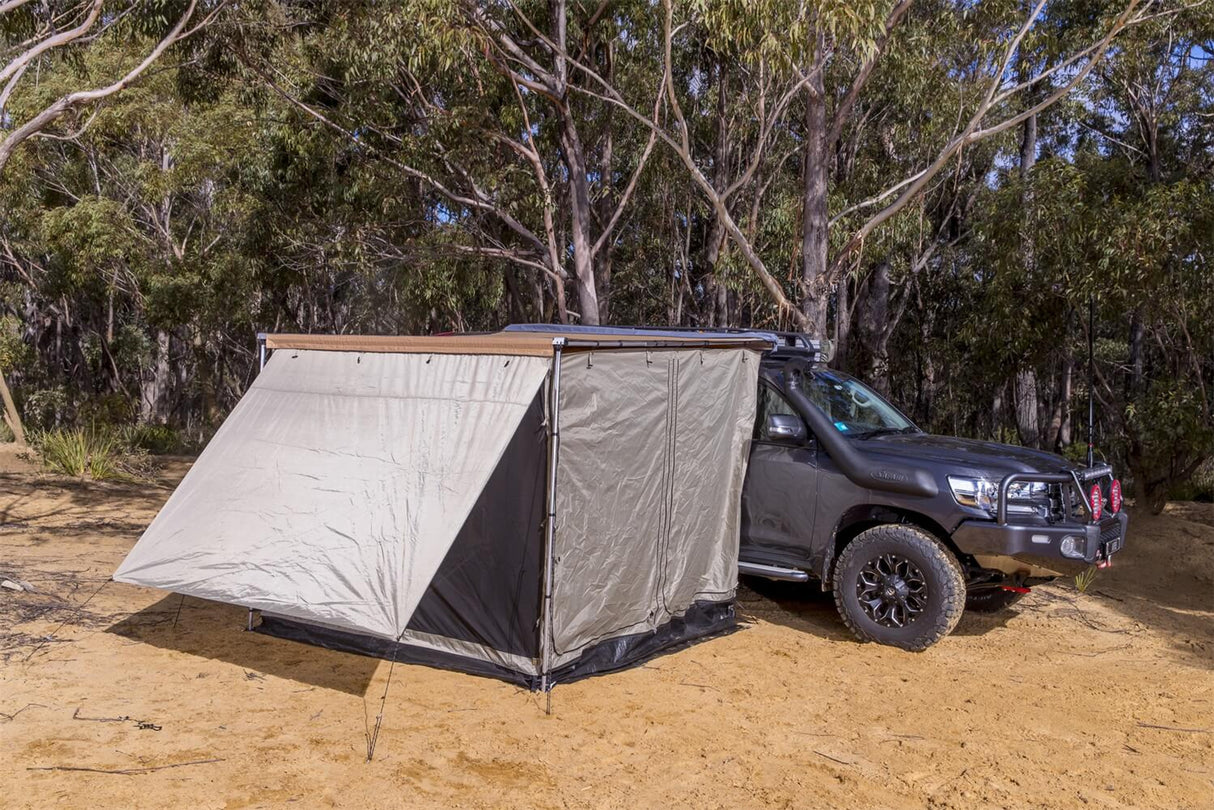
[1047,483,1067,522]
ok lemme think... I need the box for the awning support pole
[539,337,565,714]
[257,332,268,373]
[248,333,268,631]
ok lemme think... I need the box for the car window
[755,384,807,442]
[802,369,916,436]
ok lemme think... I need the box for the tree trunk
[1013,105,1040,448]
[1128,310,1144,396]
[595,40,615,324]
[916,285,936,428]
[800,67,829,338]
[699,54,731,327]
[1015,370,1040,448]
[550,272,570,324]
[559,118,598,324]
[1056,350,1073,449]
[834,275,850,368]
[858,261,893,396]
[0,369,26,445]
[991,384,1005,440]
[547,0,597,325]
[140,330,172,423]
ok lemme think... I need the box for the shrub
[1074,566,1098,595]
[33,427,121,479]
[1169,459,1214,503]
[122,423,187,455]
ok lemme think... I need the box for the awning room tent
[114,331,764,689]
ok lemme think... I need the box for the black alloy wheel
[856,553,928,628]
[832,524,966,651]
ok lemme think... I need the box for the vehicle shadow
[951,606,1017,636]
[736,577,856,642]
[740,576,1021,641]
[108,594,380,695]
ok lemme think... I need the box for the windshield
[800,370,917,437]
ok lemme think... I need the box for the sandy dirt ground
[1,448,1212,809]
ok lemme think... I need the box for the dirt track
[1,452,1212,809]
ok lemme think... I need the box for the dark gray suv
[741,340,1128,651]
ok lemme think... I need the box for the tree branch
[826,0,913,146]
[0,0,205,175]
[827,0,1146,282]
[0,0,103,88]
[248,58,552,262]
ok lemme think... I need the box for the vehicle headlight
[948,476,998,514]
[1006,481,1049,501]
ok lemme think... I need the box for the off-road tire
[964,588,1027,613]
[832,524,965,651]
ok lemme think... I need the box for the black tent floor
[256,600,737,691]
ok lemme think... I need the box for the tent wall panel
[549,348,758,668]
[404,389,547,658]
[114,350,549,641]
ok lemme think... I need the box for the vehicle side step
[738,561,810,582]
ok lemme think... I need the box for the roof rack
[501,324,830,363]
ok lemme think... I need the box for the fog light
[1089,483,1103,522]
[1060,535,1086,559]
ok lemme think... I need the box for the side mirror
[766,413,807,443]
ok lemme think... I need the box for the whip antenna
[1087,294,1095,468]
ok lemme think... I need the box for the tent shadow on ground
[107,594,381,695]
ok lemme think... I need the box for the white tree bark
[0,0,206,175]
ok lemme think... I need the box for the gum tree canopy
[0,0,1211,509]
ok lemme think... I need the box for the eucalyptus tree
[544,0,1168,335]
[0,0,226,439]
[0,0,225,174]
[0,40,266,426]
[233,0,667,325]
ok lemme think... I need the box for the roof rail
[501,324,830,363]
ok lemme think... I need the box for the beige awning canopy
[115,350,552,641]
[263,331,769,356]
[116,332,764,687]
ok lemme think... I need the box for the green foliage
[1074,566,1098,595]
[33,427,121,480]
[122,423,194,455]
[31,422,165,479]
[22,388,71,432]
[1170,461,1214,504]
[0,0,1210,506]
